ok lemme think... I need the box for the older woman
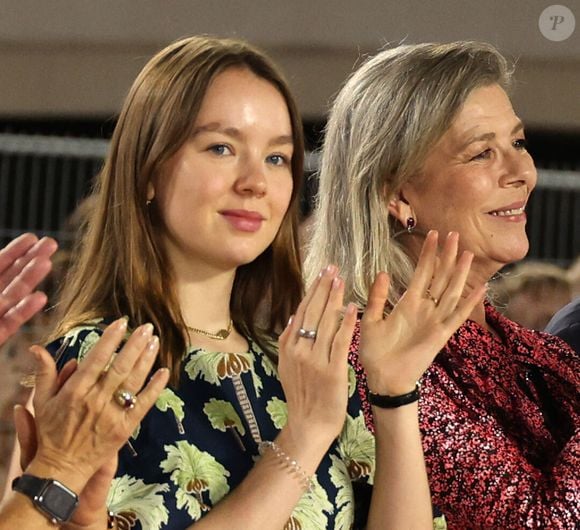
[306,41,579,528]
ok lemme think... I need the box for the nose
[234,155,267,197]
[500,150,537,192]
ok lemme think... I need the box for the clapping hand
[15,319,169,529]
[359,231,486,395]
[278,265,357,446]
[0,233,57,346]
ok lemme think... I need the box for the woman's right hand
[277,265,357,448]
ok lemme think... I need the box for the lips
[487,201,526,217]
[220,209,265,232]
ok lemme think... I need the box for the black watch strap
[12,473,79,524]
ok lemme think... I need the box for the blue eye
[513,138,528,150]
[267,154,289,166]
[209,144,232,156]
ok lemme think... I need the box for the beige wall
[0,0,579,129]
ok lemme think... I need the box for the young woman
[15,37,480,529]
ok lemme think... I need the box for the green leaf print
[160,440,230,521]
[156,388,185,422]
[328,454,355,530]
[184,351,264,396]
[107,475,169,530]
[266,397,288,429]
[131,424,141,440]
[337,412,376,485]
[260,350,277,377]
[203,398,246,435]
[61,320,104,350]
[347,365,357,398]
[155,387,186,433]
[286,476,334,530]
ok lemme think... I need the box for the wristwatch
[12,474,79,524]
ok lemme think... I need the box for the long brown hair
[52,36,304,384]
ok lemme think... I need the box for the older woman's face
[402,83,537,275]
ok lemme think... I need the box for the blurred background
[1,0,579,484]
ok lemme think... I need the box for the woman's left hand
[16,319,169,528]
[14,364,118,530]
[359,230,486,395]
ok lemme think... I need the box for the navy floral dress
[48,321,391,530]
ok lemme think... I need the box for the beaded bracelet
[258,440,314,493]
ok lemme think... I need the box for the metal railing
[1,133,579,263]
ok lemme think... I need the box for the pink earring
[406,217,416,233]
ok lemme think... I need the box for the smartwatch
[12,474,79,524]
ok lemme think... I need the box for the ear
[387,191,414,226]
[146,182,155,202]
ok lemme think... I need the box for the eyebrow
[459,120,525,151]
[192,122,293,146]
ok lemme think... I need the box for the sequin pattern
[349,303,580,529]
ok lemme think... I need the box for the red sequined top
[349,303,580,528]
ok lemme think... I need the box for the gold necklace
[187,319,233,340]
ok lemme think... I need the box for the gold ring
[114,389,137,410]
[425,289,439,307]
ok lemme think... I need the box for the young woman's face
[401,84,537,276]
[153,67,294,275]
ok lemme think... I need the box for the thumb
[14,404,38,471]
[29,345,58,406]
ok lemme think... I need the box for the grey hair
[305,41,513,308]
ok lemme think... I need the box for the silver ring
[298,328,317,340]
[114,389,137,410]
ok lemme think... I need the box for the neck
[171,256,236,331]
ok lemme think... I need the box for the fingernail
[28,345,42,361]
[287,315,294,326]
[332,277,343,289]
[326,264,337,275]
[116,317,128,331]
[153,367,170,381]
[140,323,154,336]
[146,335,159,352]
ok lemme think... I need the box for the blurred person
[306,41,580,528]
[21,35,484,530]
[567,255,580,297]
[546,297,580,354]
[492,261,572,330]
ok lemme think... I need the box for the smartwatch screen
[38,481,79,522]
